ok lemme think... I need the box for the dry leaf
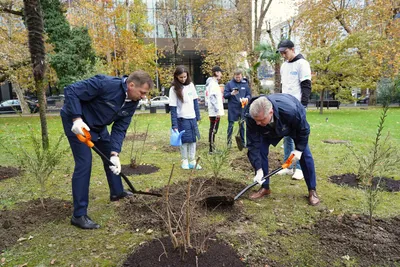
[50,259,56,265]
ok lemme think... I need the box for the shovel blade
[235,135,244,151]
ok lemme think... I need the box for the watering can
[170,128,185,146]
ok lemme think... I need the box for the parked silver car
[0,99,39,114]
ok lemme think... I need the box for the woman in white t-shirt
[169,66,202,170]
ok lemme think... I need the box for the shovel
[76,128,162,197]
[235,98,248,151]
[201,153,295,207]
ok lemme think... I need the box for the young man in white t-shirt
[277,39,312,180]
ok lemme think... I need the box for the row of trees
[294,0,400,106]
[256,0,400,109]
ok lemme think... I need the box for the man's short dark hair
[277,39,295,53]
[127,70,154,89]
[212,66,223,75]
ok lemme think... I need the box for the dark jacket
[61,75,138,153]
[246,94,310,171]
[223,79,251,121]
[170,99,201,143]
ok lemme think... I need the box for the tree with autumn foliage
[0,2,32,113]
[297,0,400,111]
[67,0,156,82]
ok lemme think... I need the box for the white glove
[291,150,303,162]
[253,169,264,185]
[71,118,90,136]
[109,156,121,175]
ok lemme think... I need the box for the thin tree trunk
[274,62,281,93]
[14,83,30,114]
[37,80,49,148]
[319,89,324,114]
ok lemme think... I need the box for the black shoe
[71,215,100,229]
[110,190,134,202]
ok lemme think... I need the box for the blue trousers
[227,120,245,145]
[260,138,316,191]
[66,136,124,217]
[283,136,301,170]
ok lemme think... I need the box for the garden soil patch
[0,166,22,181]
[0,198,72,252]
[121,164,160,176]
[117,177,246,232]
[122,236,245,267]
[329,173,400,192]
[161,145,180,153]
[314,214,400,266]
[231,151,283,173]
[125,132,148,141]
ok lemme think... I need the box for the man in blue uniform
[61,70,153,229]
[246,94,320,206]
[223,69,251,148]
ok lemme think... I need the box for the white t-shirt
[169,82,198,119]
[280,58,311,101]
[207,77,224,117]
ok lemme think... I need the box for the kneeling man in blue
[245,94,320,206]
[61,71,153,229]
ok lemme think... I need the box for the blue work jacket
[223,79,251,121]
[61,75,138,153]
[246,94,310,171]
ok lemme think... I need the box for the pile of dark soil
[117,177,246,232]
[0,198,72,252]
[121,164,159,176]
[0,166,22,181]
[118,177,247,266]
[231,151,283,173]
[314,214,400,266]
[329,173,400,192]
[122,236,245,267]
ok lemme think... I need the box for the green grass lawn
[0,106,399,266]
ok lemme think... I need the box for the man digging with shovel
[61,70,153,229]
[245,94,320,206]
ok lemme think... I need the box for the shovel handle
[76,129,161,197]
[234,153,296,201]
[282,153,295,169]
[76,128,94,148]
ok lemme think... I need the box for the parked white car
[137,98,148,110]
[147,96,169,108]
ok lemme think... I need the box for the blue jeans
[283,136,301,170]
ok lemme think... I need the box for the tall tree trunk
[23,0,48,149]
